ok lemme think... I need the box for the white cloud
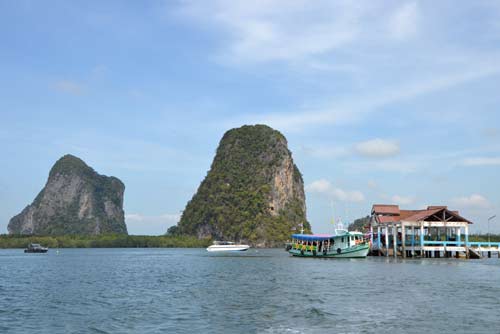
[332,188,365,202]
[462,157,500,166]
[365,160,419,173]
[306,61,360,73]
[306,179,331,193]
[298,145,348,159]
[124,213,144,221]
[226,107,360,132]
[177,1,424,65]
[159,213,182,221]
[190,1,500,133]
[306,179,365,202]
[53,80,84,95]
[391,195,415,206]
[354,138,400,158]
[224,62,500,132]
[450,194,492,209]
[57,131,199,173]
[125,213,181,235]
[389,2,419,40]
[178,0,369,64]
[347,147,499,175]
[371,64,500,105]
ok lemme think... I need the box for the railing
[372,238,500,248]
[423,241,500,248]
[423,241,466,247]
[466,241,500,248]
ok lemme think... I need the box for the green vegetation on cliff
[348,216,371,232]
[171,124,310,246]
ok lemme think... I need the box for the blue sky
[1,0,500,235]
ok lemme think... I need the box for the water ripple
[0,249,499,333]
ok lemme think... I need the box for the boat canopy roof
[292,234,335,241]
[213,241,235,245]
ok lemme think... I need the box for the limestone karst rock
[172,125,310,246]
[8,154,127,235]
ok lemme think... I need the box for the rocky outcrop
[8,155,127,235]
[171,124,310,246]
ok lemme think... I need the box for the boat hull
[206,245,250,252]
[289,244,369,258]
[24,249,48,253]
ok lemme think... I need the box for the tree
[348,216,371,232]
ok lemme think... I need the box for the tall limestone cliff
[8,154,127,235]
[171,124,310,246]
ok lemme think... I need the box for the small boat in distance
[24,243,48,253]
[206,241,250,252]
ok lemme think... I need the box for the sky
[1,0,500,235]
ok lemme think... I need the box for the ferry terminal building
[369,204,498,258]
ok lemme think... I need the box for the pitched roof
[399,210,422,220]
[372,204,473,224]
[427,206,447,210]
[376,215,399,224]
[372,204,400,215]
[402,208,442,222]
[401,208,473,224]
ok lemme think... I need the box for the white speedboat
[206,241,250,252]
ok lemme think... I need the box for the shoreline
[0,234,211,249]
[2,234,498,250]
[0,234,286,249]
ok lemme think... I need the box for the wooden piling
[385,226,389,258]
[401,224,406,258]
[393,224,397,258]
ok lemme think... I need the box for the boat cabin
[213,241,235,245]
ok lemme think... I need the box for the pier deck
[371,241,500,258]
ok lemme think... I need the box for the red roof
[402,208,442,222]
[372,204,400,215]
[399,210,422,220]
[377,215,399,224]
[371,204,473,224]
[427,206,447,210]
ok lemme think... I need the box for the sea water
[1,248,499,333]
